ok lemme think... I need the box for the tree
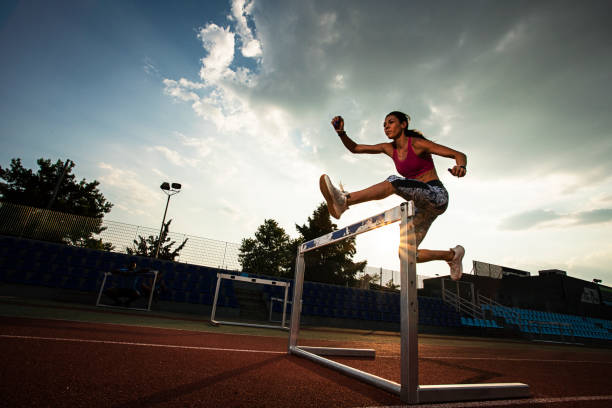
[126,219,187,261]
[356,272,381,289]
[385,279,400,290]
[239,219,296,277]
[295,203,366,286]
[0,158,112,216]
[0,158,113,248]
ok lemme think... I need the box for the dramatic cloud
[158,0,612,279]
[499,207,612,230]
[573,209,612,226]
[229,0,262,57]
[499,209,561,230]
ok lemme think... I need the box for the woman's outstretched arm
[414,138,467,177]
[331,116,390,155]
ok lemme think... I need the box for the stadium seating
[1,235,610,340]
[482,303,612,341]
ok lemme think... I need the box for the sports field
[1,296,611,408]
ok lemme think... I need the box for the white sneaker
[319,174,348,219]
[448,245,464,281]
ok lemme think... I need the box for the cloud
[150,146,200,167]
[143,57,160,76]
[573,209,612,226]
[499,209,561,230]
[229,0,262,57]
[98,163,158,215]
[499,207,612,230]
[495,22,527,53]
[198,23,237,83]
[174,131,214,158]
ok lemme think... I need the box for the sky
[1,0,612,284]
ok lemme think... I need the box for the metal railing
[442,288,484,319]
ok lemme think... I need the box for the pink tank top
[392,138,435,178]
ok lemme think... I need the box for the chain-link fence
[0,202,407,280]
[359,266,400,288]
[0,202,241,271]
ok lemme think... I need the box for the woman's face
[383,115,406,139]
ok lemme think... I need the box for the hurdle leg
[281,284,289,329]
[210,273,222,325]
[399,201,419,403]
[95,272,109,306]
[288,251,304,350]
[146,270,158,311]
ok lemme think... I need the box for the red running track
[1,316,611,408]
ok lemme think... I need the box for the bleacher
[483,304,612,341]
[2,234,611,340]
[0,235,239,309]
[299,281,462,327]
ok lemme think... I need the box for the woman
[320,111,467,280]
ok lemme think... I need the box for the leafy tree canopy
[239,219,296,278]
[238,202,366,285]
[295,203,366,286]
[127,219,187,261]
[0,158,112,216]
[0,158,113,249]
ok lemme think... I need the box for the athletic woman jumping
[320,111,467,280]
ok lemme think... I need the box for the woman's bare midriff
[414,167,439,184]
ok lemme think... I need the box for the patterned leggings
[386,175,449,246]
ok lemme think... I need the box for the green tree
[0,158,112,216]
[126,219,187,261]
[0,158,113,248]
[356,272,381,289]
[295,203,366,285]
[385,279,400,290]
[239,219,296,277]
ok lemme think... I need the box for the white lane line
[0,334,285,354]
[365,394,612,408]
[376,355,612,364]
[4,334,610,365]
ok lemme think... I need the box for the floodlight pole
[155,182,181,259]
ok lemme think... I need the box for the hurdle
[211,272,291,330]
[288,202,530,404]
[96,269,159,312]
[269,297,294,324]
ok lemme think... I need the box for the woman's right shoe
[319,174,348,219]
[448,245,465,281]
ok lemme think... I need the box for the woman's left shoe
[448,245,464,280]
[319,174,348,219]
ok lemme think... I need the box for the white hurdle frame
[269,297,293,324]
[211,272,291,330]
[288,202,530,404]
[96,270,159,312]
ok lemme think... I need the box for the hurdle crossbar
[288,201,530,404]
[211,273,291,330]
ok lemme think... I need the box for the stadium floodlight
[155,181,181,259]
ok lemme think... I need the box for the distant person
[104,261,143,306]
[320,111,467,280]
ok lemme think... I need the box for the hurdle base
[95,303,153,312]
[290,346,530,404]
[212,319,289,330]
[297,346,375,358]
[418,383,530,403]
